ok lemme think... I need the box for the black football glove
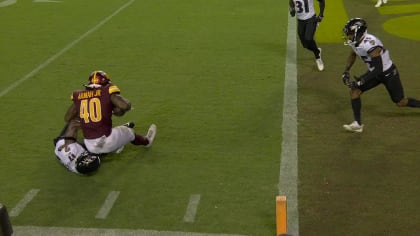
[348,81,359,89]
[348,76,366,89]
[289,8,296,17]
[342,71,350,86]
[315,15,323,22]
[353,75,366,85]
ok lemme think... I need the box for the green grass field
[0,0,419,236]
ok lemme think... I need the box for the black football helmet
[86,70,111,88]
[343,18,367,46]
[75,151,101,174]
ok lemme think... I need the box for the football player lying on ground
[341,18,420,133]
[64,70,156,154]
[54,119,101,174]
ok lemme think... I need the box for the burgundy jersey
[71,84,120,139]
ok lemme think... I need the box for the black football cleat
[123,122,135,128]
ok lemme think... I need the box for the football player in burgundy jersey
[289,0,325,71]
[64,70,156,154]
[341,18,420,133]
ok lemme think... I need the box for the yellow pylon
[276,196,287,236]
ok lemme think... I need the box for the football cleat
[315,48,324,71]
[145,124,157,148]
[123,122,135,128]
[343,121,364,133]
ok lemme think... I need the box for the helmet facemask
[75,151,101,174]
[85,70,111,89]
[343,18,367,46]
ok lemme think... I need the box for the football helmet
[343,18,367,46]
[86,70,111,88]
[75,151,101,174]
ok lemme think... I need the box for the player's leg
[383,69,420,107]
[304,19,323,71]
[343,88,363,132]
[297,20,307,48]
[110,124,156,148]
[105,126,137,152]
[303,19,321,58]
[131,124,156,148]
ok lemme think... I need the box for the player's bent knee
[350,89,362,99]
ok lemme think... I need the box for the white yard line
[183,194,201,223]
[0,0,16,7]
[9,189,40,217]
[33,0,62,2]
[95,191,120,219]
[278,14,299,236]
[0,0,135,99]
[12,226,248,236]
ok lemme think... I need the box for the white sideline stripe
[33,0,62,2]
[12,226,248,236]
[95,191,120,219]
[0,0,135,99]
[9,189,40,217]
[278,14,299,236]
[0,0,16,7]
[183,194,201,223]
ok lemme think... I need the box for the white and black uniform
[54,138,88,174]
[291,0,324,59]
[350,34,393,72]
[83,125,135,154]
[294,0,317,20]
[351,33,404,103]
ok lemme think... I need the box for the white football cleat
[383,0,387,4]
[316,48,324,71]
[375,0,383,7]
[316,59,324,71]
[145,124,157,148]
[343,121,364,133]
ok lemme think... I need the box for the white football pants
[84,125,135,154]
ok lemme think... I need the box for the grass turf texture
[299,0,420,235]
[0,0,284,235]
[0,0,419,235]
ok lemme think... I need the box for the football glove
[348,81,359,89]
[342,71,350,86]
[353,75,366,85]
[315,15,323,22]
[348,76,365,89]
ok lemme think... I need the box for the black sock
[313,47,321,59]
[407,98,420,107]
[351,98,362,125]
